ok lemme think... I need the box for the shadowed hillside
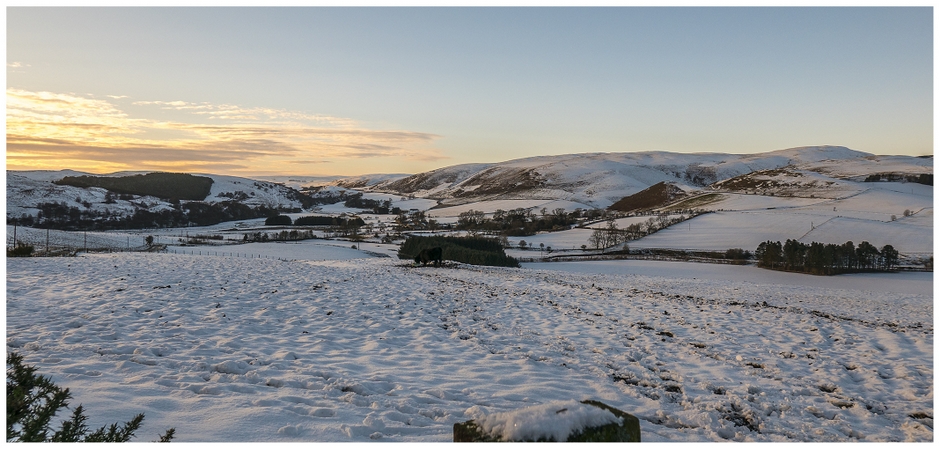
[608,182,688,213]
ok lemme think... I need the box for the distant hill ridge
[7,146,932,227]
[340,146,928,208]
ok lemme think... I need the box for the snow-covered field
[6,247,933,442]
[677,193,829,212]
[630,210,932,257]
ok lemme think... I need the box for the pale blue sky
[6,7,933,176]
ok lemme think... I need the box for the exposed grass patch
[608,181,687,213]
[665,193,725,211]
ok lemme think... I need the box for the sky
[5,6,934,177]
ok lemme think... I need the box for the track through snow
[6,253,933,442]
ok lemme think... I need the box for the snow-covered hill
[345,146,925,209]
[6,170,317,221]
[6,147,931,234]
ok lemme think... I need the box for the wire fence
[516,254,736,264]
[7,227,285,260]
[8,227,149,256]
[163,247,286,260]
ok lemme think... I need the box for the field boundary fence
[164,247,290,260]
[7,228,289,261]
[520,252,751,265]
[8,228,151,256]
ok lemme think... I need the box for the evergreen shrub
[7,245,34,257]
[6,352,174,442]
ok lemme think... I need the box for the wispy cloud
[7,89,445,175]
[131,100,357,127]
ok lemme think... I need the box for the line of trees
[863,173,932,186]
[756,239,899,275]
[242,229,317,243]
[18,201,279,231]
[587,213,705,250]
[292,215,366,228]
[587,219,630,250]
[457,207,604,236]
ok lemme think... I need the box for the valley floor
[5,250,934,442]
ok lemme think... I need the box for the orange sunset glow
[6,88,445,176]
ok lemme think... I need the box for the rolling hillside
[6,147,932,259]
[344,146,928,209]
[6,170,322,227]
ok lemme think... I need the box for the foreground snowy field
[6,250,933,442]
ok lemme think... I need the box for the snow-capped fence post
[453,400,640,442]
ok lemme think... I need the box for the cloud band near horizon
[6,88,447,176]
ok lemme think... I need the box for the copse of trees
[264,214,292,226]
[343,194,396,214]
[756,239,899,275]
[725,248,751,260]
[398,235,520,268]
[293,215,365,228]
[55,172,214,201]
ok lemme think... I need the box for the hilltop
[336,146,930,210]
